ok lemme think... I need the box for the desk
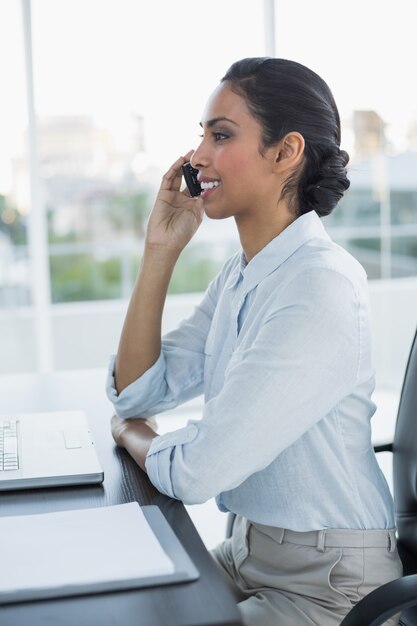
[0,369,243,626]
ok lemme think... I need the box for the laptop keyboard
[0,420,20,471]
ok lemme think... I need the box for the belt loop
[388,529,397,553]
[276,528,285,544]
[317,530,326,552]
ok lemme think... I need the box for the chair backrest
[393,328,417,576]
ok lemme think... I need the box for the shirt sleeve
[145,266,364,504]
[106,254,238,419]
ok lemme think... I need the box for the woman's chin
[203,207,228,220]
[202,199,233,221]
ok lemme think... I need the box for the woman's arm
[114,151,204,394]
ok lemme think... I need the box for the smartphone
[181,162,202,197]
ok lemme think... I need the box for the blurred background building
[0,0,415,380]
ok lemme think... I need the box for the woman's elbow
[172,470,217,505]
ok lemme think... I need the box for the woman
[107,58,402,625]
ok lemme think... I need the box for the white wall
[1,278,416,391]
[368,277,417,389]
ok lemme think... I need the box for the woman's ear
[273,132,305,173]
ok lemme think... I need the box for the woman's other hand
[111,414,157,446]
[111,414,159,472]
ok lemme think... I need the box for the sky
[1,0,416,194]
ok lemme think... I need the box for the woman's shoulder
[258,236,370,313]
[292,235,368,288]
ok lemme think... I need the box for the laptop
[0,410,104,491]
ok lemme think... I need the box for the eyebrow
[199,116,240,128]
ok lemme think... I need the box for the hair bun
[299,146,350,217]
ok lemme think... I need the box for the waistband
[252,523,397,553]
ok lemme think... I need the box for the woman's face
[190,82,280,221]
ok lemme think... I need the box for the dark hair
[221,57,350,217]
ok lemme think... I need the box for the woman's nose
[190,140,208,170]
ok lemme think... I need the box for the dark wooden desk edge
[0,455,242,626]
[0,390,243,626]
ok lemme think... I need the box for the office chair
[340,326,417,626]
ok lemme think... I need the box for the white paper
[0,502,175,602]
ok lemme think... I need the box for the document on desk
[0,502,197,604]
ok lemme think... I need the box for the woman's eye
[213,132,229,141]
[197,131,229,141]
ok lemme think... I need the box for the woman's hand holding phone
[145,151,204,256]
[115,151,203,395]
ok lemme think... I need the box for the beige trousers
[211,516,403,626]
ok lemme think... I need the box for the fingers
[182,148,195,163]
[110,413,122,445]
[160,150,195,192]
[144,417,158,432]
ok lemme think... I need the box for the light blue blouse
[107,211,395,531]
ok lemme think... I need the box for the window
[2,0,416,374]
[0,1,29,307]
[29,0,264,303]
[274,0,417,279]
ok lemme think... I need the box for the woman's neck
[236,202,296,262]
